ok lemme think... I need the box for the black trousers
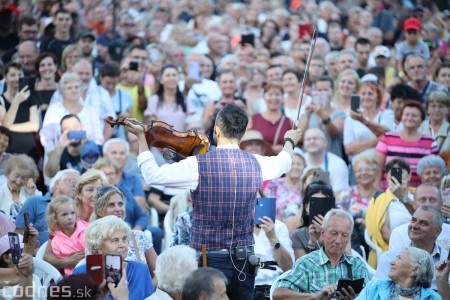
[199,252,255,300]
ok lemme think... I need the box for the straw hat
[240,130,274,156]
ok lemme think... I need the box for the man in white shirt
[303,128,349,194]
[389,183,450,252]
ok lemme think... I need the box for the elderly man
[338,49,359,73]
[17,41,39,77]
[303,128,349,194]
[389,183,450,252]
[376,206,449,290]
[146,245,197,300]
[182,268,229,300]
[15,169,80,245]
[273,209,369,299]
[417,155,446,188]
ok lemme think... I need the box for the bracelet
[282,137,295,149]
[322,117,331,125]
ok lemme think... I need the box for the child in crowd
[46,195,87,275]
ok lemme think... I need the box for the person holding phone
[272,209,369,300]
[0,62,39,162]
[365,159,416,268]
[73,216,154,299]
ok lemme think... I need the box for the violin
[106,117,210,160]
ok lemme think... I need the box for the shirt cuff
[137,151,155,167]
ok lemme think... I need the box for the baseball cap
[361,73,380,84]
[76,31,96,41]
[0,234,23,256]
[404,17,421,31]
[372,45,391,58]
[81,141,101,165]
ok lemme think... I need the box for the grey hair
[325,51,339,63]
[58,72,81,93]
[414,183,442,203]
[49,169,80,192]
[319,1,337,11]
[406,247,434,288]
[102,138,130,156]
[405,54,428,69]
[441,173,450,190]
[322,209,354,233]
[154,245,198,293]
[339,49,358,60]
[85,215,131,254]
[417,155,446,176]
[415,205,444,229]
[182,267,228,300]
[367,27,382,38]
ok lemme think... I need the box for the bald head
[18,41,38,72]
[304,128,327,154]
[73,59,93,89]
[413,183,442,210]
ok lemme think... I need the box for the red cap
[404,17,421,31]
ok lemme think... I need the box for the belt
[259,260,277,271]
[202,245,254,255]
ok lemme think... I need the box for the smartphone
[351,94,360,112]
[313,170,330,185]
[309,196,335,222]
[105,254,122,288]
[23,212,30,244]
[298,23,312,39]
[68,130,87,141]
[337,278,365,294]
[254,198,276,225]
[8,232,21,265]
[240,33,255,47]
[188,61,200,80]
[129,61,139,71]
[390,167,403,184]
[19,77,30,91]
[86,254,104,285]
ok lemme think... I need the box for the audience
[182,267,229,300]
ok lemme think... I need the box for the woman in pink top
[45,195,87,275]
[376,100,439,188]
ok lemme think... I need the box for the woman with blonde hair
[61,45,82,72]
[75,168,109,222]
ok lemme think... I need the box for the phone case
[351,94,360,112]
[391,167,402,184]
[105,254,122,288]
[254,198,276,225]
[68,131,87,140]
[188,62,200,80]
[337,278,365,294]
[313,170,330,185]
[8,232,21,264]
[240,34,255,47]
[309,196,335,222]
[86,254,104,285]
[298,24,312,38]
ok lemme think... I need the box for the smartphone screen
[8,232,21,264]
[390,167,403,184]
[351,94,360,112]
[240,33,255,47]
[18,77,29,91]
[188,62,200,80]
[129,61,139,71]
[105,254,122,288]
[87,254,104,285]
[23,212,30,244]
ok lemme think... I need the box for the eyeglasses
[304,137,324,142]
[354,168,376,173]
[97,185,119,199]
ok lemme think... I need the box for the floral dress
[263,178,302,221]
[336,185,371,219]
[126,230,153,262]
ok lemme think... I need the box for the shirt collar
[318,247,352,266]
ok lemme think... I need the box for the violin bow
[293,28,319,130]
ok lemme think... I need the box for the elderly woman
[376,101,439,188]
[440,174,450,223]
[416,155,446,187]
[344,81,394,163]
[75,168,109,222]
[147,245,197,300]
[419,91,450,153]
[0,154,40,222]
[356,247,441,300]
[263,152,305,221]
[73,216,154,299]
[249,82,292,154]
[365,159,415,268]
[91,185,157,280]
[41,72,104,146]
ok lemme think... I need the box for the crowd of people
[0,0,450,299]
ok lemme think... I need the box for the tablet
[254,198,276,225]
[337,278,365,294]
[309,196,335,221]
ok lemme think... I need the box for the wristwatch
[273,242,281,250]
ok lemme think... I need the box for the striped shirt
[376,131,439,187]
[274,248,369,293]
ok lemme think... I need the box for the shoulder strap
[131,232,142,262]
[273,115,286,147]
[346,261,353,280]
[373,190,383,202]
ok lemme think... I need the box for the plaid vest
[190,148,262,250]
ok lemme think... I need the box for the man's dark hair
[47,274,101,300]
[18,14,37,29]
[215,104,248,141]
[390,83,421,102]
[266,64,283,72]
[60,114,81,127]
[54,8,71,18]
[4,62,22,76]
[0,126,12,146]
[282,68,302,81]
[100,61,121,78]
[385,158,410,174]
[182,267,228,300]
[354,37,371,48]
[316,76,334,90]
